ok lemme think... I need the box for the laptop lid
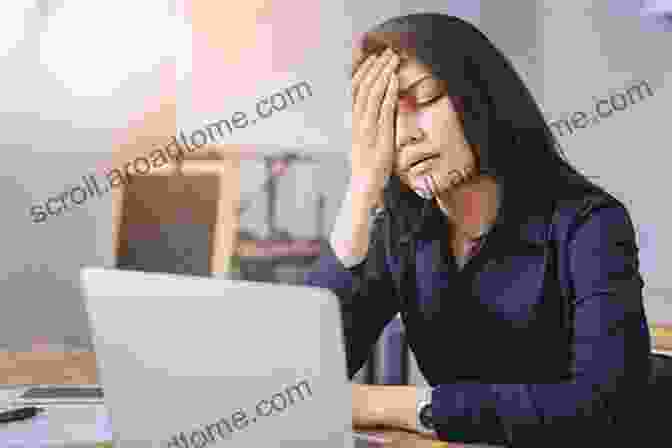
[80,267,353,448]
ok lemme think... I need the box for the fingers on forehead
[352,29,415,77]
[363,30,417,57]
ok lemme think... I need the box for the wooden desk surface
[651,323,672,350]
[0,351,98,385]
[356,429,495,447]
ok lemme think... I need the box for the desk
[0,353,492,446]
[4,347,666,447]
[0,388,492,447]
[651,324,672,351]
[0,402,488,448]
[0,394,484,448]
[356,429,497,447]
[0,386,111,447]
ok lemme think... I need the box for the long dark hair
[359,13,606,247]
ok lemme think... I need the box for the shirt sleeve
[302,212,401,379]
[429,204,652,445]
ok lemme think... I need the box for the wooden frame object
[111,146,241,277]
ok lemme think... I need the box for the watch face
[420,402,433,429]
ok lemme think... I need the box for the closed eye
[416,93,444,107]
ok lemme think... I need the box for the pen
[0,406,45,424]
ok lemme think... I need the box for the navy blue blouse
[304,189,652,445]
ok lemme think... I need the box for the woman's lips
[408,154,439,175]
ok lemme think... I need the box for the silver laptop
[80,267,358,447]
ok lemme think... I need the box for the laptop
[79,267,381,447]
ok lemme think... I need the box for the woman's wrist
[330,184,380,266]
[353,385,419,431]
[349,176,386,208]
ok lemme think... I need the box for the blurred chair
[112,146,242,278]
[369,315,407,385]
[650,352,672,387]
[366,314,433,387]
[647,352,672,435]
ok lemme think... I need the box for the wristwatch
[416,387,435,434]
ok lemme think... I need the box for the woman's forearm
[329,183,381,268]
[352,384,419,432]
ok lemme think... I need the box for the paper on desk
[0,404,112,447]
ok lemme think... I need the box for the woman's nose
[396,111,425,150]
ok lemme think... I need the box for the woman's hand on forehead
[351,35,404,78]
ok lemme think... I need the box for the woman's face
[393,56,477,198]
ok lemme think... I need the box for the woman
[304,13,651,446]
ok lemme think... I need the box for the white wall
[0,1,172,350]
[0,148,114,350]
[536,0,672,294]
